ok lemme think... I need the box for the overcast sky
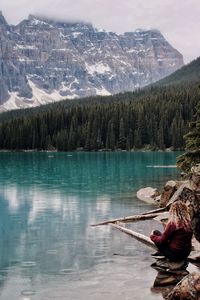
[1,0,200,63]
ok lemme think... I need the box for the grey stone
[136,187,160,204]
[167,272,200,300]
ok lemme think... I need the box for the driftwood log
[141,207,167,215]
[109,222,199,265]
[109,223,156,250]
[91,212,164,227]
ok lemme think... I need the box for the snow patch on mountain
[86,62,111,75]
[0,13,184,111]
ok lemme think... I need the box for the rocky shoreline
[137,165,200,299]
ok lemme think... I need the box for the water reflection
[0,183,114,271]
[0,152,180,193]
[0,152,180,299]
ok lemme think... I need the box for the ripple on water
[21,261,36,268]
[98,258,115,264]
[46,249,58,255]
[21,290,36,296]
[0,274,6,281]
[9,259,21,265]
[58,269,76,275]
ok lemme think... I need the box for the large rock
[190,193,200,243]
[189,237,200,265]
[151,258,188,272]
[152,258,189,289]
[167,272,200,300]
[190,164,200,192]
[163,181,200,243]
[188,165,200,243]
[168,185,200,243]
[153,270,189,288]
[136,187,160,204]
[160,180,177,207]
[173,166,200,243]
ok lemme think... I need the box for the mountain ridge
[1,54,200,123]
[0,13,183,111]
[154,56,200,87]
[0,54,199,152]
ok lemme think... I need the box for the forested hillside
[0,57,199,151]
[154,57,200,87]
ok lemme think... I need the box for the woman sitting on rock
[150,201,193,262]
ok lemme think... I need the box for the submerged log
[91,212,164,227]
[109,223,156,250]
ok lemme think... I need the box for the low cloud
[1,0,200,62]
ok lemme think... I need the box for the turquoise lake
[0,152,186,299]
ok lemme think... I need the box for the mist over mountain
[154,56,200,87]
[0,12,183,111]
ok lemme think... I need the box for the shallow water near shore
[0,152,185,299]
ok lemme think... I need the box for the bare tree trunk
[90,212,164,227]
[142,207,167,215]
[109,223,156,250]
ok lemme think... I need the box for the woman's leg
[154,244,188,262]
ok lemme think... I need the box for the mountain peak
[26,14,55,27]
[0,11,8,26]
[28,14,45,22]
[0,14,184,111]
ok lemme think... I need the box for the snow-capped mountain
[0,12,184,111]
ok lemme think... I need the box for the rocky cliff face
[0,12,184,111]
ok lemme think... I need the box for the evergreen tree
[0,82,199,152]
[117,118,126,149]
[177,100,200,172]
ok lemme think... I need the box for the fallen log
[142,206,167,215]
[91,212,164,227]
[110,224,200,266]
[109,223,156,250]
[166,182,190,207]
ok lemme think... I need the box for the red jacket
[150,222,193,254]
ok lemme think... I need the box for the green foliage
[0,83,198,152]
[1,56,200,152]
[154,57,200,87]
[177,150,200,174]
[177,100,200,173]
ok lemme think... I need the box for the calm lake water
[0,152,184,299]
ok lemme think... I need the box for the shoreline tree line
[0,84,198,152]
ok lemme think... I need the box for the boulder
[165,183,200,243]
[189,237,200,264]
[188,164,200,242]
[136,187,160,205]
[160,180,177,207]
[167,272,200,300]
[153,270,189,287]
[189,164,200,192]
[162,180,200,243]
[151,258,189,288]
[151,258,188,271]
[191,193,200,243]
